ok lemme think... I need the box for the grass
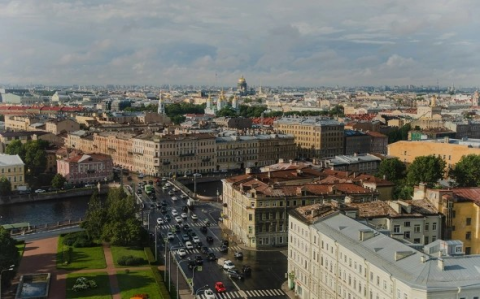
[57,235,107,270]
[66,272,112,299]
[117,269,162,299]
[111,246,147,267]
[16,241,25,259]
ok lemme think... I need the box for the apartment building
[273,117,344,159]
[318,154,381,175]
[344,130,370,155]
[57,153,113,185]
[4,115,39,131]
[366,131,388,154]
[216,131,296,171]
[45,118,80,134]
[221,166,377,249]
[0,131,52,153]
[288,208,480,299]
[0,154,25,190]
[413,184,480,254]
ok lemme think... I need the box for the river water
[0,182,223,226]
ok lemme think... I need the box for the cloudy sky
[1,0,479,87]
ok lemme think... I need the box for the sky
[1,0,479,87]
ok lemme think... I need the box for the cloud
[1,0,480,86]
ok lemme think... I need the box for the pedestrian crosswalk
[197,289,285,299]
[160,222,217,230]
[182,246,242,254]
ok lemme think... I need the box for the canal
[0,182,223,226]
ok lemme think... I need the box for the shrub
[62,232,94,248]
[144,247,156,265]
[117,255,146,266]
[150,266,170,299]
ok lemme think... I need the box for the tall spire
[158,93,165,114]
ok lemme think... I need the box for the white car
[185,241,194,249]
[156,218,164,225]
[177,248,187,257]
[191,214,198,220]
[35,189,46,193]
[162,186,168,191]
[192,236,201,243]
[180,194,188,199]
[175,216,183,223]
[167,232,175,240]
[138,173,144,178]
[171,209,178,216]
[223,260,235,270]
[204,289,215,299]
[165,182,171,187]
[181,213,188,219]
[172,196,178,201]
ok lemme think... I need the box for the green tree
[406,155,445,187]
[51,174,66,189]
[0,227,19,288]
[376,158,406,183]
[0,177,11,196]
[5,140,25,158]
[81,190,106,241]
[216,107,237,117]
[387,124,411,143]
[23,140,48,175]
[450,154,480,187]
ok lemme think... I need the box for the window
[466,247,471,255]
[414,225,420,233]
[452,210,456,218]
[424,223,429,231]
[466,232,471,240]
[404,231,410,239]
[404,221,410,227]
[424,236,429,244]
[393,225,400,233]
[432,222,437,230]
[414,238,420,244]
[466,218,472,226]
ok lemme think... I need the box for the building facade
[344,130,371,155]
[0,154,25,191]
[57,153,114,185]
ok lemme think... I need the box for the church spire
[158,93,165,114]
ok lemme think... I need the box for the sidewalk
[281,280,296,299]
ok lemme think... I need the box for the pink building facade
[57,153,114,185]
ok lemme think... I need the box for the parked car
[191,214,198,220]
[215,282,226,293]
[167,232,175,240]
[157,218,164,225]
[185,241,194,249]
[172,196,178,201]
[165,215,171,221]
[219,245,228,253]
[206,236,214,243]
[226,269,244,280]
[234,251,243,259]
[200,226,208,233]
[194,255,203,265]
[35,189,46,193]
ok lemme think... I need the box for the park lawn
[111,246,147,267]
[117,270,162,299]
[66,272,112,299]
[57,235,107,270]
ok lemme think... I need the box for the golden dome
[238,76,246,84]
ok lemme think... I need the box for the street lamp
[0,265,15,299]
[167,244,183,291]
[176,258,192,299]
[194,284,209,298]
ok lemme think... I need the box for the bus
[144,184,153,195]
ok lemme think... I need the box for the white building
[288,206,480,299]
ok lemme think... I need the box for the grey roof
[327,154,381,166]
[274,117,343,126]
[313,213,480,291]
[0,154,24,166]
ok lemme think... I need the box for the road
[130,175,288,299]
[12,225,83,241]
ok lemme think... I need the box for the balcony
[179,152,195,157]
[86,169,96,174]
[202,157,211,162]
[163,161,171,165]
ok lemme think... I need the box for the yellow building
[388,140,480,169]
[413,184,480,254]
[0,154,26,190]
[273,117,344,159]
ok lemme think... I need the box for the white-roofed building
[0,154,26,191]
[288,205,480,299]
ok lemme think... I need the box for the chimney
[437,258,444,271]
[420,256,426,263]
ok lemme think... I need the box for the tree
[81,190,106,241]
[450,154,480,187]
[216,107,237,117]
[5,140,25,158]
[51,174,66,189]
[376,158,406,183]
[387,124,411,144]
[0,177,11,196]
[0,227,19,288]
[406,155,445,187]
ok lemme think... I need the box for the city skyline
[1,0,479,87]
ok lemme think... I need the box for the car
[172,196,178,201]
[161,200,168,206]
[168,191,174,196]
[180,194,188,199]
[177,248,187,258]
[182,224,190,231]
[161,208,167,214]
[181,205,189,212]
[174,224,181,233]
[85,183,95,188]
[182,234,190,241]
[200,226,208,233]
[193,173,202,177]
[162,186,168,191]
[191,214,198,220]
[234,251,243,259]
[207,252,217,261]
[194,255,203,265]
[192,236,201,243]
[195,242,202,249]
[219,245,228,253]
[189,232,197,238]
[148,180,154,185]
[201,246,210,254]
[188,260,196,269]
[181,213,188,219]
[206,236,214,243]
[136,189,142,194]
[242,265,252,276]
[167,232,175,240]
[35,189,46,193]
[185,241,193,249]
[138,173,144,178]
[223,260,235,270]
[222,240,229,247]
[156,218,164,225]
[215,282,226,293]
[127,176,133,181]
[165,182,171,187]
[162,177,168,182]
[165,215,172,221]
[227,269,244,280]
[171,209,178,216]
[203,289,216,299]
[156,203,162,208]
[175,216,183,223]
